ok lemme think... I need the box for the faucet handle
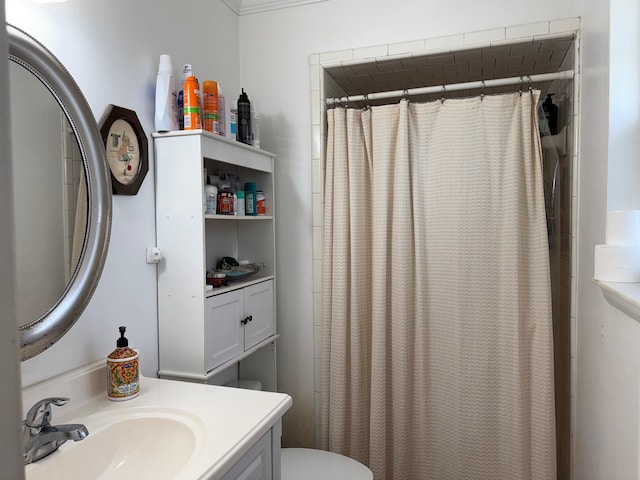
[24,397,70,429]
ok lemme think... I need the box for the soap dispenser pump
[107,326,140,401]
[542,93,558,135]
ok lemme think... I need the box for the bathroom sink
[25,408,205,480]
[21,362,292,480]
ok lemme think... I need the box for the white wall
[0,0,27,477]
[575,0,640,478]
[238,0,580,448]
[6,0,241,387]
[607,0,640,210]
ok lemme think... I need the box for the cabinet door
[205,290,244,372]
[244,280,274,350]
[220,430,272,480]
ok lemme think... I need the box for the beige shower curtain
[320,92,556,480]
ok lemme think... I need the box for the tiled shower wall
[547,38,580,476]
[62,115,83,281]
[310,17,581,478]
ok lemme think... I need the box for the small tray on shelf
[207,260,264,285]
[222,268,261,282]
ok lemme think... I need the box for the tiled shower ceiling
[325,35,574,105]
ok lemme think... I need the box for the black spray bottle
[237,88,252,145]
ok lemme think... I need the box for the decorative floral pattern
[107,347,139,400]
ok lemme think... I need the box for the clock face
[105,119,141,186]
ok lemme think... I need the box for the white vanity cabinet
[220,421,282,480]
[153,130,277,389]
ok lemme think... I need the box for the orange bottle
[202,80,219,134]
[183,75,201,130]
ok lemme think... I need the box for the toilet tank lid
[281,448,373,480]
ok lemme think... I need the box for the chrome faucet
[23,397,89,465]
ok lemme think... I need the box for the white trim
[222,0,328,16]
[220,0,241,15]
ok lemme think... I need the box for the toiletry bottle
[183,74,202,130]
[542,93,558,135]
[218,82,227,137]
[251,103,260,149]
[202,80,219,134]
[256,190,266,215]
[107,326,140,401]
[237,88,252,145]
[245,182,257,216]
[205,184,218,214]
[154,54,178,132]
[236,189,245,216]
[230,109,237,139]
[177,64,192,130]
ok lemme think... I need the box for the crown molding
[222,0,328,16]
[221,0,242,14]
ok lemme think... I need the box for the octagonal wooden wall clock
[99,104,148,195]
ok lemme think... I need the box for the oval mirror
[8,24,112,360]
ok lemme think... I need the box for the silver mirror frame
[8,24,112,360]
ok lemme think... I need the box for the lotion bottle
[154,54,178,132]
[107,326,140,401]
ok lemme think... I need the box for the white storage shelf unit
[153,130,277,390]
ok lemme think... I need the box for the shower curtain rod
[325,70,574,105]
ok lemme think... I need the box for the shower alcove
[312,22,579,480]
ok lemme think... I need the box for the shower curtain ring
[441,85,446,104]
[363,93,370,110]
[480,80,486,101]
[519,76,523,96]
[528,76,533,95]
[402,89,409,101]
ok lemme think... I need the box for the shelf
[206,275,275,297]
[152,129,276,158]
[205,214,273,221]
[207,334,279,379]
[594,278,640,323]
[158,334,280,383]
[155,130,277,390]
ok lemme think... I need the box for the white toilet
[225,380,373,479]
[281,448,373,480]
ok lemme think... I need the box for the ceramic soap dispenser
[107,326,140,401]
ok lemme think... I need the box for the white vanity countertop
[22,361,292,480]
